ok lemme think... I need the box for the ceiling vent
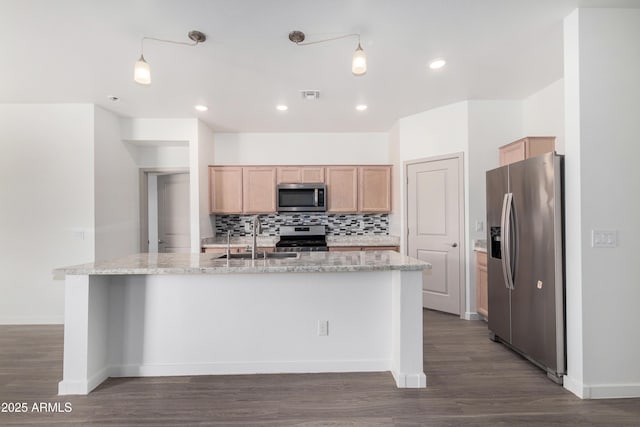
[300,90,320,100]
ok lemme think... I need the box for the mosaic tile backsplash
[215,213,389,236]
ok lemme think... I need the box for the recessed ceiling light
[107,95,120,102]
[356,104,368,111]
[429,58,446,70]
[276,105,288,111]
[195,105,208,112]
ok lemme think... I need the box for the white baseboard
[0,315,64,325]
[111,359,390,378]
[391,370,427,388]
[564,375,640,399]
[58,366,111,395]
[463,311,483,321]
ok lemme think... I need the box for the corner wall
[0,105,95,324]
[563,8,640,399]
[94,106,139,261]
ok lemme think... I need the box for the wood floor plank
[1,309,639,426]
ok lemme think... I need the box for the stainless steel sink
[216,252,299,260]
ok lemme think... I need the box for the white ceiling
[2,0,639,133]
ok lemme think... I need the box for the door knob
[450,243,458,247]
[158,240,165,244]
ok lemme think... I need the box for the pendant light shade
[132,31,206,85]
[352,43,367,76]
[134,55,151,85]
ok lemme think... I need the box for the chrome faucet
[251,215,262,259]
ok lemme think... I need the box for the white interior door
[407,155,464,315]
[157,173,191,253]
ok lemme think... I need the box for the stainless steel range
[275,225,328,252]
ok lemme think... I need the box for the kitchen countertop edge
[56,251,430,276]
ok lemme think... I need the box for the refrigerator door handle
[501,193,515,290]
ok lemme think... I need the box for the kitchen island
[56,251,430,395]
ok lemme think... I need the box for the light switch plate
[592,229,617,248]
[475,220,484,232]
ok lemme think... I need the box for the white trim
[464,311,483,321]
[58,366,110,395]
[564,376,640,399]
[391,370,428,388]
[0,316,64,325]
[139,167,190,252]
[112,360,390,377]
[404,152,467,318]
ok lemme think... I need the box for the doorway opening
[139,168,191,253]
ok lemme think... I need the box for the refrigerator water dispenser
[490,226,501,259]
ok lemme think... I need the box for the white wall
[523,79,565,153]
[94,106,139,260]
[122,118,201,252]
[128,145,190,169]
[393,100,524,319]
[197,121,216,240]
[392,101,470,316]
[214,133,389,165]
[563,8,640,399]
[394,101,470,254]
[0,105,95,324]
[467,101,523,317]
[387,122,402,236]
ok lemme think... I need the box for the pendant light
[134,55,151,85]
[352,40,367,76]
[289,30,367,77]
[133,30,206,86]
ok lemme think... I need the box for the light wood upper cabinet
[209,166,243,214]
[242,167,277,213]
[210,164,392,215]
[476,250,488,320]
[358,166,392,213]
[276,166,325,184]
[326,166,359,213]
[499,136,556,166]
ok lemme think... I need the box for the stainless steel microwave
[277,183,327,212]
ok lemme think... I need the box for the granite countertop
[56,251,430,276]
[326,235,400,247]
[201,235,400,249]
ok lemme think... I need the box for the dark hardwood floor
[1,309,639,426]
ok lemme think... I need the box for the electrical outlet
[244,222,251,233]
[592,229,617,248]
[317,320,328,336]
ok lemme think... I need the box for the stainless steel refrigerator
[485,151,565,383]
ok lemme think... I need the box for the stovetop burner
[276,225,328,252]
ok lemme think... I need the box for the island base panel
[59,271,426,394]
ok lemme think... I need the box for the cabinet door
[329,246,361,251]
[499,140,526,166]
[276,167,301,184]
[499,137,556,166]
[476,251,488,318]
[243,167,276,213]
[526,137,556,158]
[276,166,325,183]
[326,166,358,213]
[209,167,243,214]
[300,167,325,183]
[358,166,392,212]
